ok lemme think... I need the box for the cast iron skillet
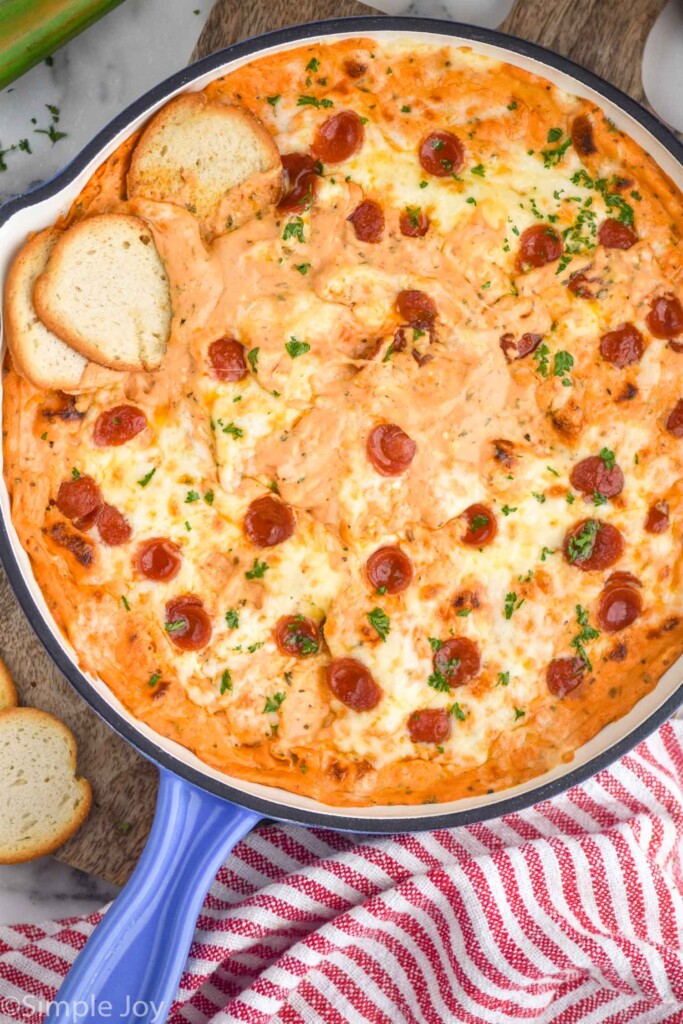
[1,16,683,1023]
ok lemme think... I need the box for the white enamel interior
[1,26,682,824]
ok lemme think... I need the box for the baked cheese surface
[5,37,683,805]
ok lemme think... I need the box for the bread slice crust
[0,707,92,863]
[33,214,172,372]
[127,93,283,238]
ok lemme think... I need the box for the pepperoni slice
[347,199,384,243]
[645,500,669,534]
[570,455,624,500]
[563,518,624,571]
[73,506,101,532]
[97,504,132,546]
[366,424,416,477]
[326,657,382,711]
[597,218,637,250]
[343,57,367,78]
[135,538,182,581]
[418,131,464,177]
[516,225,562,271]
[546,656,585,697]
[597,577,642,633]
[599,323,644,368]
[499,333,543,361]
[647,295,683,339]
[278,152,319,213]
[312,110,364,164]
[567,268,599,299]
[460,504,497,547]
[366,546,413,594]
[93,405,147,447]
[275,615,320,658]
[666,399,683,438]
[208,338,247,382]
[165,596,212,651]
[571,114,597,158]
[408,708,452,744]
[396,289,437,327]
[433,637,480,688]
[400,208,429,237]
[56,475,102,521]
[244,495,295,547]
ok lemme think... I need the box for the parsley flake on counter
[245,559,269,580]
[367,607,390,642]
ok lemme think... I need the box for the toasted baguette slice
[127,94,282,238]
[33,214,171,372]
[0,657,17,713]
[0,707,91,863]
[4,229,89,391]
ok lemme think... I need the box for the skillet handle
[47,769,260,1024]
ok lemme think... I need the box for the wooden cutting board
[2,0,667,887]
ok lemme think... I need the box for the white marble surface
[0,0,682,930]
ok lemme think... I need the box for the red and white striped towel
[2,721,683,1024]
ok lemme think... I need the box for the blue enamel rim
[2,15,683,833]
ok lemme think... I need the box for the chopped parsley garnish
[466,197,477,205]
[306,57,319,71]
[420,180,428,189]
[540,546,556,562]
[283,217,305,243]
[263,692,287,713]
[266,95,280,106]
[471,514,490,531]
[533,343,550,377]
[148,672,161,687]
[401,104,411,113]
[297,95,333,109]
[501,505,517,516]
[570,604,600,670]
[496,671,510,687]
[245,559,269,580]
[286,619,320,655]
[566,492,575,504]
[247,641,264,653]
[507,100,517,110]
[204,490,214,505]
[165,619,185,633]
[121,595,131,611]
[247,347,259,373]
[225,610,239,629]
[599,447,615,470]
[567,520,601,563]
[428,637,444,652]
[532,492,546,503]
[285,337,311,358]
[456,608,471,617]
[546,466,560,477]
[541,135,572,167]
[41,432,48,440]
[185,490,200,503]
[295,262,311,275]
[137,467,156,487]
[383,342,394,363]
[449,702,467,721]
[513,706,526,721]
[593,491,608,506]
[428,670,451,692]
[431,138,444,152]
[222,422,243,438]
[220,670,232,694]
[547,127,563,143]
[71,467,81,479]
[185,521,192,532]
[553,350,574,385]
[367,607,390,642]
[471,163,485,177]
[405,205,421,228]
[504,592,524,620]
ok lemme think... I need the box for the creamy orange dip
[5,37,683,806]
